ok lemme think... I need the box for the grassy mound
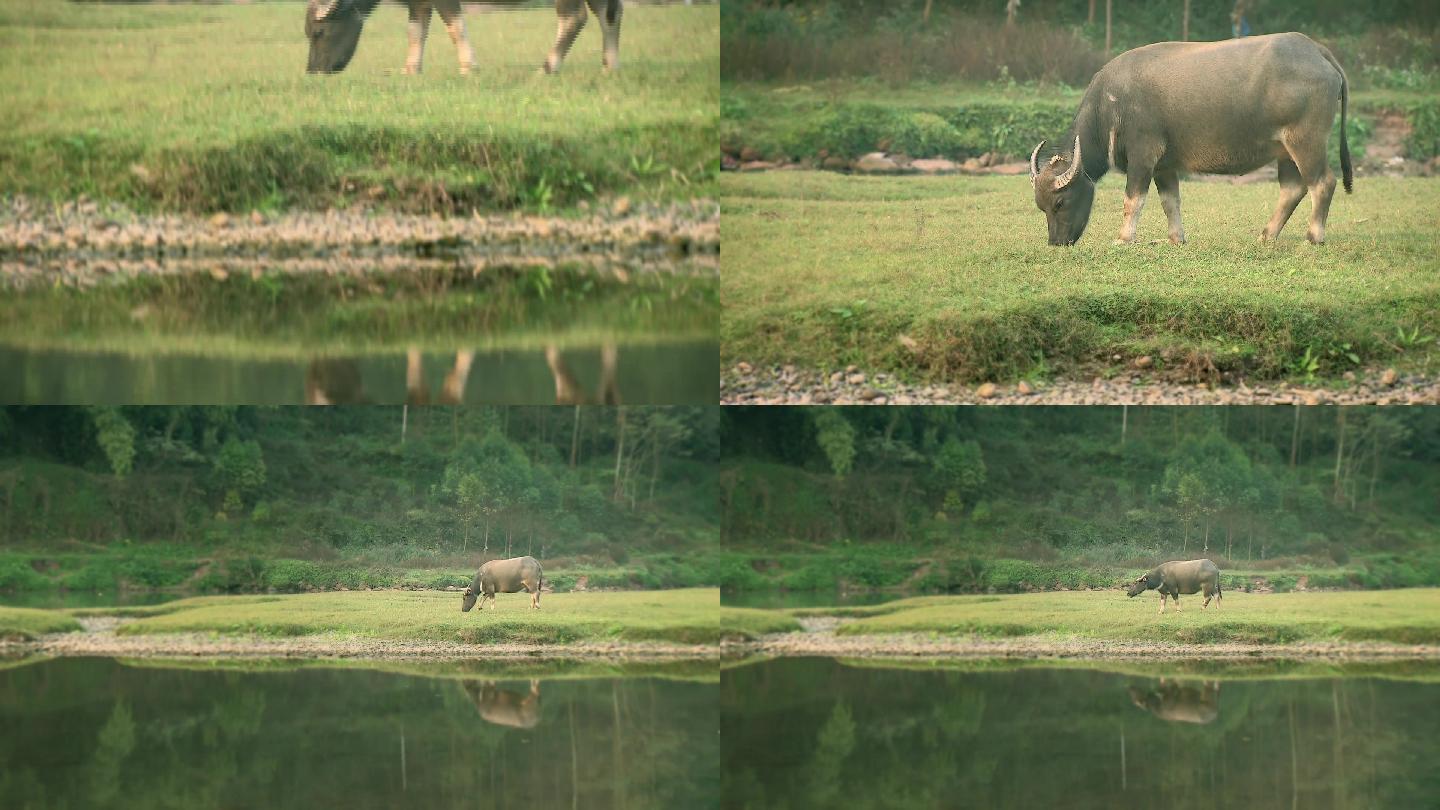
[821,589,1440,645]
[103,589,722,645]
[722,171,1440,383]
[719,607,803,639]
[0,606,81,640]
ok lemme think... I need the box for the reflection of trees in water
[723,659,1437,810]
[0,660,713,810]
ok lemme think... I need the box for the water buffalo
[1128,679,1219,725]
[462,555,544,611]
[462,680,542,729]
[1030,32,1351,246]
[305,0,622,75]
[1126,559,1222,614]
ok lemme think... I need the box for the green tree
[90,407,136,478]
[813,410,857,478]
[213,438,266,511]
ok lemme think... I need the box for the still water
[0,343,717,405]
[0,657,718,810]
[723,657,1440,809]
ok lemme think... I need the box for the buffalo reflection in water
[1127,679,1220,725]
[462,680,542,730]
[305,344,620,405]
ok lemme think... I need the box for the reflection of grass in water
[0,1,717,212]
[0,268,717,357]
[87,589,722,645]
[115,656,718,684]
[830,656,1440,684]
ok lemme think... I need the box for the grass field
[722,171,1440,383]
[719,606,803,639]
[82,588,721,645]
[0,1,717,213]
[722,589,1440,645]
[0,606,81,640]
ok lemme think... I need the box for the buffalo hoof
[1169,234,1187,245]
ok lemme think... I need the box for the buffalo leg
[406,348,430,405]
[404,2,434,75]
[1158,593,1167,615]
[1261,158,1307,242]
[435,1,474,76]
[1116,166,1153,244]
[1286,123,1338,244]
[1153,170,1185,245]
[544,0,589,74]
[598,343,620,405]
[439,351,473,404]
[584,0,622,71]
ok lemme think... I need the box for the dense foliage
[721,407,1440,571]
[0,406,719,568]
[723,0,1440,88]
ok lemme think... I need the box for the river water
[722,656,1440,809]
[0,342,718,405]
[0,657,718,810]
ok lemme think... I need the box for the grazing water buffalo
[305,0,622,75]
[1126,559,1222,614]
[462,555,544,611]
[1128,679,1219,725]
[1030,32,1352,246]
[462,680,542,729]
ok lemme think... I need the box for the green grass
[0,606,81,640]
[0,269,717,358]
[721,171,1440,383]
[719,607,803,639]
[0,1,717,213]
[93,588,721,645]
[757,589,1440,645]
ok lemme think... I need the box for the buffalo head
[461,585,478,612]
[1126,571,1159,598]
[1030,135,1095,246]
[306,0,365,74]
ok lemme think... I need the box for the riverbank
[721,590,1440,659]
[722,171,1440,389]
[3,589,721,660]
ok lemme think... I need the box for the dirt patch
[726,630,1440,661]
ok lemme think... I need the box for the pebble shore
[723,363,1440,405]
[0,196,718,289]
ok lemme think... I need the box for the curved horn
[1029,140,1046,186]
[311,0,343,20]
[1053,134,1082,190]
